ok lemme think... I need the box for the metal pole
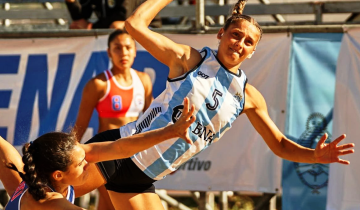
[269,194,277,210]
[207,192,215,210]
[219,191,228,210]
[314,3,323,25]
[198,191,206,210]
[258,0,285,23]
[254,193,276,210]
[156,190,192,210]
[4,3,10,27]
[0,25,359,38]
[218,0,225,25]
[196,0,205,31]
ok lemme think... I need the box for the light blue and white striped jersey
[120,46,247,180]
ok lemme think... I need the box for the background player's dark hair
[223,0,263,40]
[7,131,77,201]
[107,29,133,48]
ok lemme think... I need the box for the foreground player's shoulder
[24,191,63,209]
[36,192,84,210]
[42,191,64,201]
[244,84,267,112]
[184,45,203,70]
[170,44,203,73]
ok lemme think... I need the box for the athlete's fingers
[189,110,196,124]
[183,105,195,145]
[182,99,195,122]
[183,97,190,115]
[188,104,196,119]
[317,133,328,148]
[332,134,347,145]
[177,98,195,145]
[337,149,355,156]
[338,159,350,165]
[337,143,355,150]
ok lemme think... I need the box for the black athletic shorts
[85,129,157,193]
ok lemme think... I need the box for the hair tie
[29,141,34,149]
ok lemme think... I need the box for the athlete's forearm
[276,137,316,163]
[42,197,87,210]
[113,124,178,158]
[86,124,178,163]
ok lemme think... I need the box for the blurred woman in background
[74,29,153,210]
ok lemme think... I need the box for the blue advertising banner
[0,37,169,146]
[0,52,109,145]
[282,33,343,210]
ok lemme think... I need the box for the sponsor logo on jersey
[173,103,215,144]
[234,92,242,103]
[192,122,215,143]
[197,71,209,79]
[172,105,184,123]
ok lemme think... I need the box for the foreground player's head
[216,0,262,67]
[8,132,88,200]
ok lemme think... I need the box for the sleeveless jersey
[5,181,75,210]
[120,47,248,180]
[96,69,145,118]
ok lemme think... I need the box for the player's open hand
[173,97,196,145]
[314,133,355,164]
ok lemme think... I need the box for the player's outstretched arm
[244,84,355,164]
[83,97,196,163]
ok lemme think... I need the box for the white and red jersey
[5,181,75,210]
[96,69,145,118]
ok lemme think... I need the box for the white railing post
[196,0,205,31]
[218,0,225,25]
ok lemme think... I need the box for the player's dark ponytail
[232,0,247,15]
[7,132,77,201]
